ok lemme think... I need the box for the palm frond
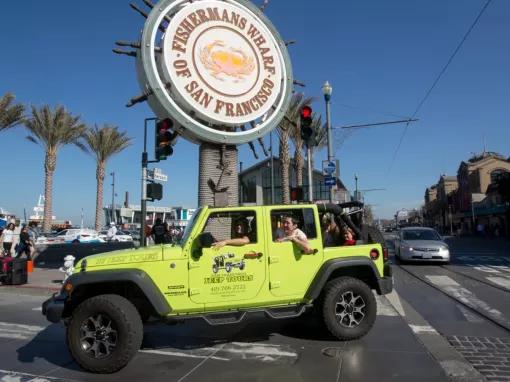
[0,93,25,131]
[84,124,132,163]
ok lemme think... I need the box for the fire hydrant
[59,255,75,283]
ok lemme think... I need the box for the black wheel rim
[79,313,118,359]
[335,291,366,328]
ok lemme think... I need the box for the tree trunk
[294,142,304,187]
[280,136,290,204]
[198,143,238,207]
[42,151,56,232]
[95,162,105,231]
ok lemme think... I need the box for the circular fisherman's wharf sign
[162,1,283,125]
[137,0,293,144]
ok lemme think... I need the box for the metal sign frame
[137,0,294,145]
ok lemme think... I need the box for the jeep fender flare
[305,257,382,300]
[66,269,171,316]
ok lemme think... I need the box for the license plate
[422,253,432,259]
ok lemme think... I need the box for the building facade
[424,152,510,235]
[239,157,350,205]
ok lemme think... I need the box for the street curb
[386,290,486,382]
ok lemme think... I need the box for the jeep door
[266,207,324,298]
[188,209,267,307]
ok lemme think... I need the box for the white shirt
[107,226,117,239]
[2,229,15,243]
[281,228,308,242]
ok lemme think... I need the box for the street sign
[322,160,339,177]
[147,168,168,182]
[325,176,336,186]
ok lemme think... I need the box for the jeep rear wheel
[66,294,143,373]
[322,277,376,340]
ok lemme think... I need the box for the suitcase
[1,257,28,285]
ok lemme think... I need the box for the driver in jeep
[212,217,253,249]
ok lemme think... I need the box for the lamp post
[322,81,333,203]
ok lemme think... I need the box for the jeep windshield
[178,207,202,245]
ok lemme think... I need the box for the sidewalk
[0,267,63,296]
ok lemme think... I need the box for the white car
[98,230,133,243]
[36,229,105,244]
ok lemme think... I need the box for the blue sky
[1,0,508,224]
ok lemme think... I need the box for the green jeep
[43,203,392,373]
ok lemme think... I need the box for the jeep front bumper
[42,292,67,323]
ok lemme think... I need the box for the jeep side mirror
[197,232,214,249]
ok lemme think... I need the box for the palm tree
[277,93,313,204]
[309,114,327,172]
[0,93,24,132]
[84,125,132,231]
[24,105,87,232]
[290,95,314,190]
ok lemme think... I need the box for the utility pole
[110,171,116,224]
[141,117,157,247]
[355,174,358,201]
[270,131,275,204]
[307,143,313,202]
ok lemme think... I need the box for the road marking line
[0,322,45,332]
[457,305,484,323]
[425,275,460,287]
[487,276,510,289]
[473,266,500,273]
[0,369,77,382]
[140,349,229,361]
[409,324,438,334]
[31,307,42,311]
[426,275,509,326]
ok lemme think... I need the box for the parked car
[394,227,449,263]
[36,229,105,244]
[98,230,133,242]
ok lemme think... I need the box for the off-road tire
[66,294,143,373]
[322,277,376,340]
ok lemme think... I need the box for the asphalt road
[0,236,508,382]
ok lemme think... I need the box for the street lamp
[322,81,333,202]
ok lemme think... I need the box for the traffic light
[155,118,177,160]
[290,187,303,202]
[146,182,163,201]
[300,106,313,143]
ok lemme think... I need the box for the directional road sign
[322,160,339,177]
[324,176,336,187]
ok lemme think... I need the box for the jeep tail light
[383,248,389,261]
[370,249,380,260]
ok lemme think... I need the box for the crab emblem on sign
[200,40,255,81]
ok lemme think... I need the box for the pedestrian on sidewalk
[15,224,33,260]
[151,218,168,245]
[0,222,16,256]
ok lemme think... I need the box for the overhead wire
[386,0,493,175]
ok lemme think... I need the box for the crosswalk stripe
[487,277,510,289]
[425,275,510,328]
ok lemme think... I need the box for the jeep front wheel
[322,277,376,340]
[66,294,143,373]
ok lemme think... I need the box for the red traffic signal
[155,118,177,160]
[300,106,312,119]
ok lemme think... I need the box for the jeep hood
[76,245,182,269]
